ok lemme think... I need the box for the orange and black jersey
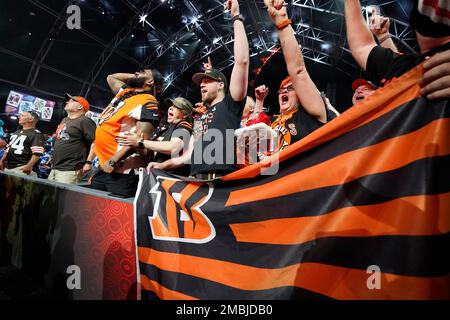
[5,128,45,169]
[271,106,336,153]
[95,87,161,167]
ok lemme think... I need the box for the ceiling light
[321,43,332,50]
[139,14,148,23]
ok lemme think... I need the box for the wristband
[138,139,145,149]
[232,14,244,23]
[378,34,391,44]
[85,160,92,165]
[276,18,292,30]
[108,159,117,167]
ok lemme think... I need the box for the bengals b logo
[148,176,215,243]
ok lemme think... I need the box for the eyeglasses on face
[277,85,295,95]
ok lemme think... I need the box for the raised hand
[264,0,288,24]
[369,9,390,38]
[203,56,213,70]
[224,0,240,17]
[255,85,269,101]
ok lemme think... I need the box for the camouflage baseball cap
[164,97,194,116]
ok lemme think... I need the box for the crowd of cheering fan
[1,0,449,198]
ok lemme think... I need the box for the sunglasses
[277,85,295,95]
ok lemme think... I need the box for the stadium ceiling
[0,0,418,112]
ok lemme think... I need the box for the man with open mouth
[142,0,250,181]
[351,78,377,106]
[117,97,194,177]
[262,0,336,155]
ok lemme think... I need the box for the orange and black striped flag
[134,63,449,300]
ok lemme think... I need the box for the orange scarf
[271,108,297,129]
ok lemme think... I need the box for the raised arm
[226,0,249,102]
[254,85,269,113]
[344,0,377,70]
[106,73,135,94]
[264,0,326,122]
[369,9,399,54]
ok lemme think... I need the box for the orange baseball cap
[65,93,90,112]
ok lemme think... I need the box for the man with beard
[147,0,250,180]
[89,67,164,197]
[117,97,194,176]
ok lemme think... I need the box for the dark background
[0,0,419,135]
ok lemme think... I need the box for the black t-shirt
[190,94,246,176]
[365,42,450,87]
[53,116,97,170]
[153,120,192,176]
[5,128,45,169]
[271,106,335,152]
